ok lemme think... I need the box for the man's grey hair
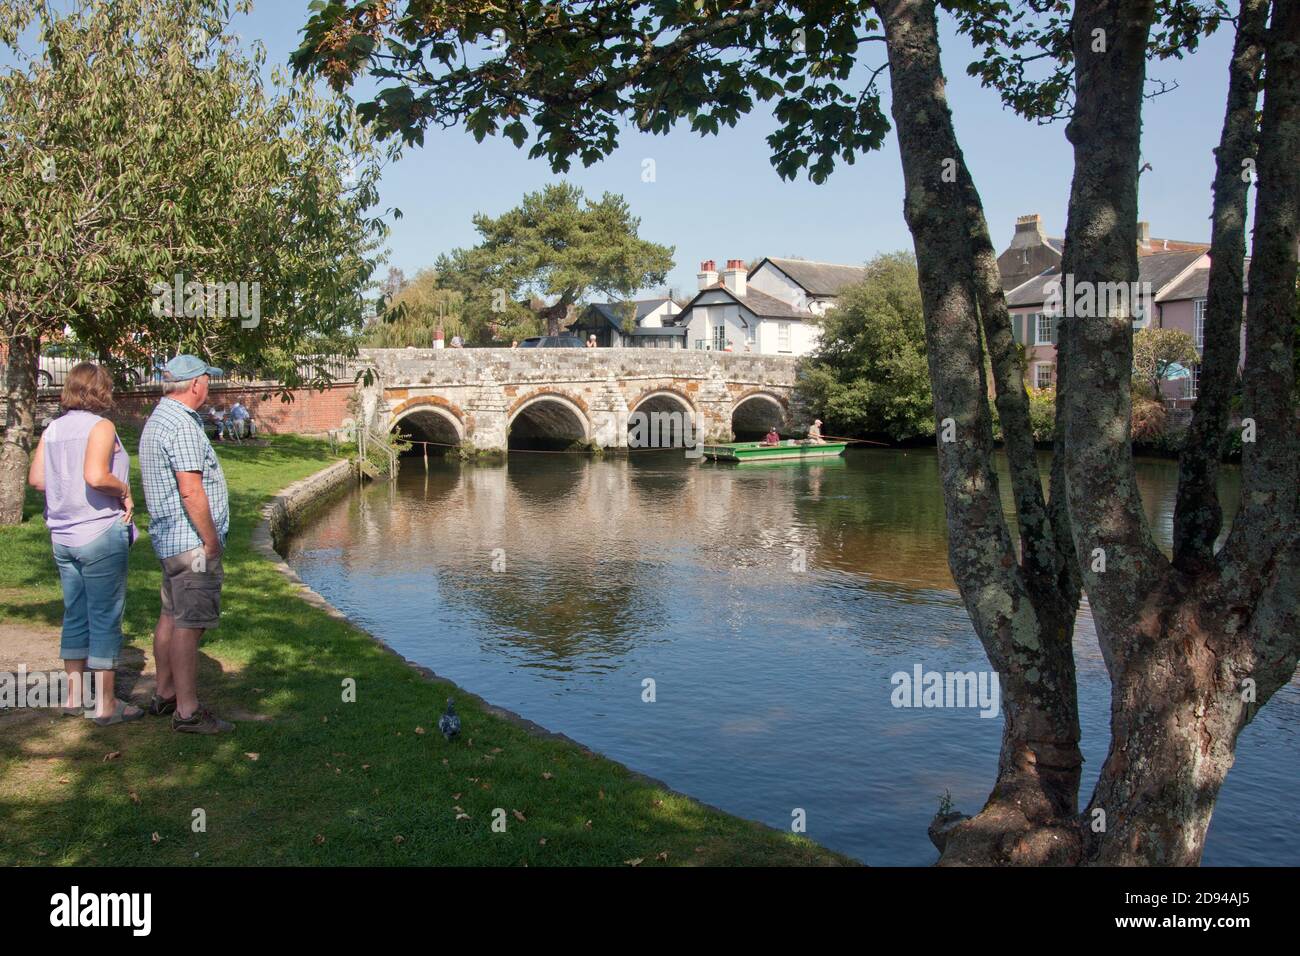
[160,378,196,396]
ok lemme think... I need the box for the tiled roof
[1005,250,1207,308]
[1005,269,1064,308]
[672,284,812,322]
[1140,239,1210,256]
[582,298,674,330]
[1157,258,1250,302]
[752,257,866,296]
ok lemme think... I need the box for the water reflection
[285,448,1296,866]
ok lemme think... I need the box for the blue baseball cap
[159,354,223,382]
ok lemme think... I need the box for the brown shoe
[147,694,176,716]
[171,707,234,735]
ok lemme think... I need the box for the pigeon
[438,698,461,741]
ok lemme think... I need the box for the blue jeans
[52,520,130,670]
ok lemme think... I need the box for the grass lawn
[0,429,849,866]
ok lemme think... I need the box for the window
[1035,312,1054,346]
[694,339,705,350]
[1194,298,1206,349]
[1035,363,1055,390]
[1186,363,1200,400]
[713,324,727,351]
[777,322,791,352]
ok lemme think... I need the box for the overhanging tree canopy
[0,0,392,524]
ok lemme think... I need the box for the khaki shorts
[159,548,224,629]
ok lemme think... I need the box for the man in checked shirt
[139,355,233,734]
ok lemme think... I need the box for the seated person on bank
[226,401,251,439]
[763,426,781,445]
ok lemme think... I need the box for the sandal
[59,706,87,717]
[93,699,145,727]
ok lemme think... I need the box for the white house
[671,257,866,356]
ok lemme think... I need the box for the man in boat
[762,426,781,445]
[807,419,825,444]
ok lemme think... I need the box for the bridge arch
[628,387,696,417]
[508,391,591,450]
[731,390,789,440]
[389,397,466,455]
[627,388,698,450]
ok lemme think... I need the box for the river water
[284,448,1299,865]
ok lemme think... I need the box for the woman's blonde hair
[60,363,116,415]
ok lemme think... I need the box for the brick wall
[111,382,354,435]
[19,381,355,435]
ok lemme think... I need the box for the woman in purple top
[27,363,141,725]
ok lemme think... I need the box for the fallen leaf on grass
[313,834,326,845]
[455,813,471,821]
[414,726,426,735]
[150,832,161,844]
[656,851,669,862]
[598,789,605,800]
[538,838,547,846]
[245,752,260,761]
[584,819,592,830]
[651,799,663,808]
[128,791,140,805]
[452,793,462,800]
[512,810,526,822]
[624,858,643,867]
[453,805,465,813]
[394,835,405,845]
[362,764,371,770]
[491,747,503,754]
[321,716,328,723]
[103,751,121,762]
[542,772,554,780]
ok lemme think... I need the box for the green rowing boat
[702,440,848,463]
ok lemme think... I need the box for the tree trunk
[0,330,39,525]
[1063,0,1300,865]
[876,0,1082,865]
[539,300,569,337]
[1173,0,1268,571]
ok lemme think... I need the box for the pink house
[997,215,1244,405]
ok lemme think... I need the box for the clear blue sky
[237,2,1235,300]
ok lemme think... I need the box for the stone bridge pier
[353,348,801,454]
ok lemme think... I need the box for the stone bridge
[354,348,802,453]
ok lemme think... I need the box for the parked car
[518,335,586,348]
[37,343,96,387]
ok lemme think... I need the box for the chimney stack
[1137,221,1151,249]
[722,258,747,297]
[1011,213,1047,248]
[697,259,718,291]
